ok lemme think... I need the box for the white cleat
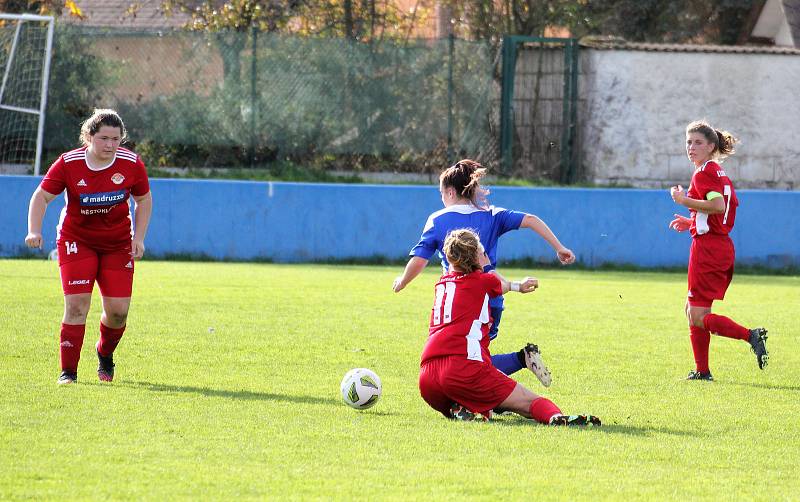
[523,343,552,387]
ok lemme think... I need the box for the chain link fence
[43,25,504,177]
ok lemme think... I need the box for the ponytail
[439,159,490,209]
[687,120,738,160]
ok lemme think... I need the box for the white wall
[579,49,800,189]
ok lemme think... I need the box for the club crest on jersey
[111,172,125,185]
[80,190,126,206]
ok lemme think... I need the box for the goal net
[0,13,53,175]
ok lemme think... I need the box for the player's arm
[25,187,57,248]
[488,269,538,295]
[520,214,575,265]
[670,185,725,214]
[131,191,152,260]
[392,256,428,293]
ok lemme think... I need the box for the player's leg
[487,307,521,374]
[692,265,768,370]
[686,300,713,380]
[685,244,713,380]
[487,307,549,380]
[419,357,456,418]
[495,383,601,426]
[57,240,98,384]
[94,250,135,382]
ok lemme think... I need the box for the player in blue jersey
[393,159,575,381]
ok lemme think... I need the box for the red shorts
[58,238,135,297]
[419,355,517,417]
[687,235,734,308]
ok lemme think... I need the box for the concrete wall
[2,175,798,268]
[579,49,800,189]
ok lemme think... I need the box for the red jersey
[421,270,503,364]
[687,160,738,238]
[40,147,150,252]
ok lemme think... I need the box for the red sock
[98,323,126,357]
[703,314,749,341]
[689,325,711,373]
[529,397,562,424]
[60,323,86,373]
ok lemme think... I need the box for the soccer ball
[340,368,382,410]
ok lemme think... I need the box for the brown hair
[443,228,483,273]
[686,120,738,160]
[439,159,489,209]
[80,109,127,147]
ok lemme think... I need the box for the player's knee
[64,302,89,322]
[106,310,128,326]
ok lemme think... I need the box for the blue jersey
[410,204,526,308]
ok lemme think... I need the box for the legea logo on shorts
[68,279,91,285]
[80,190,126,206]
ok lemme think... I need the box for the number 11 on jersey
[432,282,456,326]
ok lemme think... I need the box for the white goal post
[0,13,54,176]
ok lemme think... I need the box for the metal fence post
[500,35,517,174]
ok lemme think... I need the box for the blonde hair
[443,228,483,273]
[686,120,738,160]
[79,109,127,147]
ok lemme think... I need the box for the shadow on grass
[107,380,342,406]
[494,418,696,437]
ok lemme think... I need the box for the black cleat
[97,346,115,382]
[748,328,769,370]
[449,403,490,422]
[57,371,77,385]
[686,370,714,381]
[549,414,601,427]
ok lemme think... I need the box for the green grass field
[1,259,798,500]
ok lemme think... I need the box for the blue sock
[492,351,524,375]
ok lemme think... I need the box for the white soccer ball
[340,368,382,410]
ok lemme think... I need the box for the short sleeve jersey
[421,270,503,364]
[410,204,525,308]
[687,160,738,238]
[40,147,150,251]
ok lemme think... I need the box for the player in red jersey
[669,120,768,381]
[24,109,153,385]
[418,228,600,426]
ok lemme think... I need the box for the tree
[579,0,755,45]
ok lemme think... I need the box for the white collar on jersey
[84,150,117,171]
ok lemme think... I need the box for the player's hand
[131,238,146,260]
[669,214,691,232]
[24,232,42,249]
[556,247,575,265]
[392,277,405,293]
[670,185,686,204]
[518,276,539,293]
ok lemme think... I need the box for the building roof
[62,0,193,29]
[579,37,800,55]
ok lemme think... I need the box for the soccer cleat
[449,403,490,422]
[57,371,77,385]
[748,328,768,370]
[96,346,115,382]
[522,343,552,387]
[686,370,714,381]
[549,414,601,427]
